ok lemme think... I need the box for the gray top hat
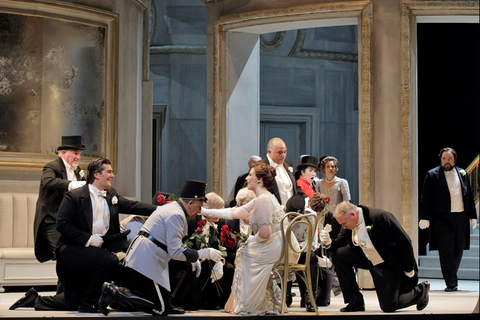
[180,179,207,201]
[57,135,86,151]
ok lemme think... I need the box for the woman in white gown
[201,162,287,315]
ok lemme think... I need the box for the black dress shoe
[9,287,38,310]
[78,304,100,313]
[416,281,430,311]
[445,284,458,292]
[340,302,365,312]
[168,305,185,314]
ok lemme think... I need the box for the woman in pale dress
[201,162,288,315]
[313,156,351,306]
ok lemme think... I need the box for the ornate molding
[288,29,358,62]
[400,0,479,231]
[260,32,286,52]
[150,45,207,54]
[212,1,373,201]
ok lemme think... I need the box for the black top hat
[180,179,207,201]
[285,194,305,214]
[296,155,319,171]
[57,135,86,151]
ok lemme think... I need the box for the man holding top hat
[34,135,87,264]
[98,179,224,316]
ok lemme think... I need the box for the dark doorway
[417,23,480,255]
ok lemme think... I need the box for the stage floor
[0,278,478,318]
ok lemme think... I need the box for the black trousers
[56,245,119,308]
[433,212,467,287]
[333,246,421,312]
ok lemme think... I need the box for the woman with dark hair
[201,162,297,315]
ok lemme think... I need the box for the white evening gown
[227,192,285,315]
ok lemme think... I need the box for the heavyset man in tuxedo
[34,135,87,264]
[321,201,430,313]
[419,147,477,292]
[262,137,301,205]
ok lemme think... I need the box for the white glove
[191,260,202,277]
[210,260,224,283]
[88,234,104,247]
[320,229,332,247]
[419,219,430,229]
[318,256,332,268]
[471,219,477,229]
[198,248,223,262]
[404,270,415,278]
[201,207,233,220]
[68,180,86,191]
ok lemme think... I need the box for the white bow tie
[98,190,107,198]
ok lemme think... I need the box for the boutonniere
[366,225,373,232]
[111,196,118,205]
[79,170,85,179]
[459,169,466,176]
[288,166,293,173]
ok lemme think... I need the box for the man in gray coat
[98,180,224,316]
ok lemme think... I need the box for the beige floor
[0,278,478,318]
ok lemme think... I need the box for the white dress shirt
[266,154,293,205]
[352,208,384,266]
[445,169,464,212]
[88,184,110,236]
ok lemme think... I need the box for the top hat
[180,179,207,201]
[57,135,86,151]
[296,155,319,171]
[285,194,306,214]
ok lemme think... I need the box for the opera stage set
[1,0,479,319]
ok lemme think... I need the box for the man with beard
[419,147,477,292]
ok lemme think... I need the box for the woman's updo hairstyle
[309,192,328,213]
[320,156,339,174]
[252,162,276,189]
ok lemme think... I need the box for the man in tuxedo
[10,158,157,313]
[321,201,430,313]
[419,147,477,292]
[34,135,87,263]
[262,137,301,205]
[97,180,224,316]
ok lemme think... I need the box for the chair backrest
[273,211,318,274]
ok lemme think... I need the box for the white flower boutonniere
[79,170,85,179]
[288,166,293,173]
[112,196,118,205]
[459,169,466,176]
[366,225,373,232]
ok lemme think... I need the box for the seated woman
[201,162,298,315]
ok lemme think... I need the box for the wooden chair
[271,211,319,315]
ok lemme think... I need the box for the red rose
[157,194,166,205]
[197,219,207,227]
[196,227,203,233]
[324,197,330,203]
[225,237,237,250]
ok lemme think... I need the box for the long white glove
[191,260,202,277]
[198,248,223,262]
[201,207,233,220]
[210,260,224,283]
[419,219,430,229]
[88,234,104,247]
[320,229,332,247]
[69,180,86,191]
[471,219,477,229]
